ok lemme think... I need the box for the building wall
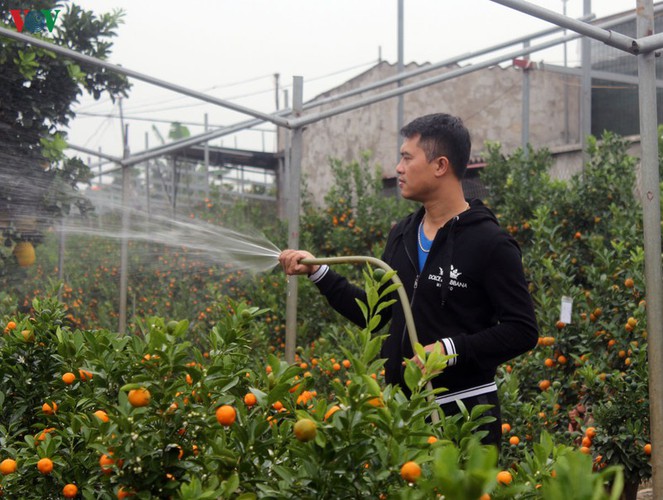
[287,61,581,205]
[549,136,643,193]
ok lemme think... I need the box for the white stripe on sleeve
[441,338,457,366]
[308,264,329,283]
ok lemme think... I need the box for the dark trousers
[438,391,502,447]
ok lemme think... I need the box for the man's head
[400,113,471,179]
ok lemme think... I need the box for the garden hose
[300,256,440,424]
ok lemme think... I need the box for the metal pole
[300,13,596,115]
[0,27,291,128]
[521,40,531,155]
[489,0,637,52]
[285,76,304,365]
[204,113,210,196]
[636,31,663,52]
[118,123,130,335]
[580,0,592,162]
[274,73,280,111]
[57,220,65,301]
[562,0,570,143]
[171,155,177,217]
[278,114,291,220]
[145,132,151,215]
[540,63,663,88]
[637,0,663,492]
[65,143,121,163]
[65,8,650,172]
[292,30,583,128]
[122,114,287,167]
[397,0,405,165]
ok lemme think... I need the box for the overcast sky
[65,0,646,162]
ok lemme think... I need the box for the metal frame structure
[1,0,662,490]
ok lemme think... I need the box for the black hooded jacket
[310,199,538,403]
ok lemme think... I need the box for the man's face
[396,135,438,202]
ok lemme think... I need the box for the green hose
[300,256,440,424]
[301,256,418,350]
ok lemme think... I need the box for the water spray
[54,209,441,422]
[300,256,440,424]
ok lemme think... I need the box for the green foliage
[541,452,623,500]
[2,131,654,497]
[0,272,620,498]
[0,0,130,278]
[482,132,651,494]
[169,122,191,140]
[481,142,562,229]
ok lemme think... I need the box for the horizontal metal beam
[290,5,663,128]
[541,62,663,88]
[51,4,663,166]
[67,13,597,168]
[75,111,277,132]
[490,0,639,53]
[72,24,580,163]
[85,157,167,177]
[291,30,583,128]
[67,143,122,163]
[301,13,595,110]
[120,111,290,167]
[66,110,289,170]
[637,31,663,53]
[0,26,292,128]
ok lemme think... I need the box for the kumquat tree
[2,129,657,499]
[6,0,663,495]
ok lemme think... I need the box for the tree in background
[0,1,130,277]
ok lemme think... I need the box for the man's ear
[434,156,450,177]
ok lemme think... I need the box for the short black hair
[400,113,471,179]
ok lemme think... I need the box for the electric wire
[109,59,377,115]
[74,112,276,132]
[119,73,275,114]
[75,95,114,112]
[82,101,116,147]
[463,83,520,122]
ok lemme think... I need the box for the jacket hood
[395,198,500,238]
[393,198,502,308]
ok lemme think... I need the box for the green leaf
[367,314,381,332]
[362,336,383,363]
[403,361,422,393]
[249,387,268,406]
[375,298,396,315]
[469,404,494,421]
[355,299,368,321]
[378,282,401,298]
[39,133,68,161]
[220,472,240,496]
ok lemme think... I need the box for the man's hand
[409,341,447,370]
[279,249,320,276]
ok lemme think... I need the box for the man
[279,113,538,445]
